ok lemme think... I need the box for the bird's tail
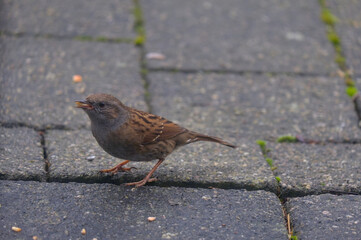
[191,132,237,148]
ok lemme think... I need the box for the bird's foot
[125,177,157,188]
[124,158,164,187]
[100,160,136,175]
[100,166,136,175]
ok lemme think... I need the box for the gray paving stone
[0,0,134,38]
[0,36,146,129]
[268,143,361,196]
[142,0,336,74]
[0,180,288,240]
[287,194,361,239]
[0,128,45,181]
[46,129,277,191]
[148,72,359,141]
[328,0,361,75]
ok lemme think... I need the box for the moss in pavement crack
[133,0,146,46]
[256,140,292,238]
[256,140,268,156]
[277,135,298,143]
[256,140,281,184]
[74,35,133,44]
[319,0,358,98]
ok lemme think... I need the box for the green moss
[95,36,108,42]
[256,140,266,147]
[134,35,146,46]
[277,135,297,143]
[256,140,267,155]
[290,235,298,240]
[133,1,143,27]
[320,8,338,26]
[140,68,148,76]
[133,0,146,46]
[275,176,281,183]
[74,35,132,44]
[74,35,93,41]
[335,55,346,67]
[346,86,358,97]
[327,31,340,45]
[265,158,273,167]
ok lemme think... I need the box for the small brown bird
[75,93,236,187]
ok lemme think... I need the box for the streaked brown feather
[127,108,187,145]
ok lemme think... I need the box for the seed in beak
[75,101,93,109]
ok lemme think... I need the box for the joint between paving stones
[276,135,361,144]
[352,94,361,128]
[133,0,146,47]
[0,30,133,44]
[1,121,37,129]
[73,36,133,44]
[148,67,332,78]
[8,176,360,198]
[38,130,50,182]
[138,46,153,113]
[256,140,281,195]
[1,121,73,131]
[46,175,277,194]
[256,139,297,239]
[132,0,153,113]
[148,180,277,193]
[282,199,298,240]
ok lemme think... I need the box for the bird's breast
[91,124,145,160]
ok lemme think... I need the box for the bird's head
[75,93,128,127]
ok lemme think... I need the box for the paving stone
[0,0,134,38]
[0,36,146,129]
[46,129,277,191]
[142,0,336,74]
[0,180,288,240]
[287,194,361,239]
[0,128,45,181]
[268,143,361,197]
[328,0,361,75]
[148,72,359,141]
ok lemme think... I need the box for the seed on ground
[11,226,21,232]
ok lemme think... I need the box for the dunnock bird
[76,93,236,187]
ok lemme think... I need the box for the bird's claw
[100,166,137,175]
[125,177,157,188]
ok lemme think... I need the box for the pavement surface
[0,0,360,239]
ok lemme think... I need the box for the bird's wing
[129,109,187,145]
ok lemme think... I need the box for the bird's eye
[98,102,105,108]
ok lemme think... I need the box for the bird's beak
[75,100,93,109]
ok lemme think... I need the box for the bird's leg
[100,160,136,174]
[125,158,164,187]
